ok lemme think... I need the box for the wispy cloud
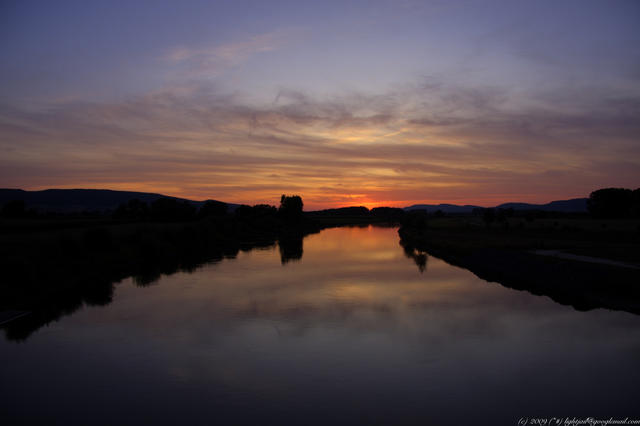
[164,29,300,78]
[1,77,639,209]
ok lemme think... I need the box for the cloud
[164,29,300,78]
[1,77,639,209]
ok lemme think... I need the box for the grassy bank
[399,216,640,314]
[403,216,640,262]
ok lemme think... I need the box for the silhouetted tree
[233,205,252,218]
[150,198,196,221]
[371,207,404,222]
[587,188,637,218]
[336,206,368,216]
[198,200,227,218]
[279,195,303,222]
[235,204,277,221]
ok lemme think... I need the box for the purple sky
[1,0,639,209]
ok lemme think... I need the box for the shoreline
[398,225,640,315]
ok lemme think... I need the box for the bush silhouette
[279,195,303,222]
[150,198,196,221]
[588,187,639,218]
[235,204,277,220]
[371,207,404,222]
[198,200,227,218]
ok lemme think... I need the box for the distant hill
[1,188,588,215]
[403,203,481,213]
[310,206,371,216]
[404,198,588,213]
[495,198,588,212]
[0,188,238,213]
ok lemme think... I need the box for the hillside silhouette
[404,198,588,214]
[1,188,591,215]
[0,188,238,214]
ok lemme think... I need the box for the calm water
[2,226,639,425]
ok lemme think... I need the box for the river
[1,226,639,425]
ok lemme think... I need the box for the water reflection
[3,224,639,342]
[400,238,428,273]
[1,231,306,341]
[1,226,640,425]
[278,232,304,264]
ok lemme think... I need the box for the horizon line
[0,186,598,211]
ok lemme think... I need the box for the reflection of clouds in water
[2,226,640,425]
[89,227,639,345]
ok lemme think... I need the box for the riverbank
[0,213,328,340]
[0,214,323,303]
[398,217,640,314]
[0,210,400,340]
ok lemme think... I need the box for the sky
[1,0,639,209]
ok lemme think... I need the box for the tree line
[2,188,639,220]
[587,187,640,218]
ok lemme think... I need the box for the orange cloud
[1,82,639,209]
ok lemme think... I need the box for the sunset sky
[1,0,639,210]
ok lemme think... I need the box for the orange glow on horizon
[22,182,587,211]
